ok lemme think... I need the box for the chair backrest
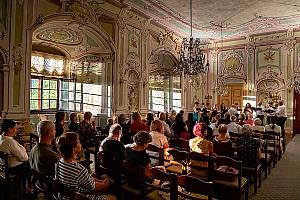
[229,132,243,138]
[146,168,178,200]
[213,140,234,158]
[235,145,259,168]
[31,168,54,196]
[52,178,76,199]
[146,144,164,166]
[177,175,213,200]
[120,160,147,196]
[213,156,242,189]
[167,149,189,164]
[188,151,213,180]
[169,138,190,151]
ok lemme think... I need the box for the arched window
[148,51,181,112]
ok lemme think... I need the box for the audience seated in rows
[99,124,124,160]
[117,114,131,145]
[29,120,59,177]
[0,119,32,192]
[186,113,196,139]
[56,132,116,200]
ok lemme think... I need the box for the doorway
[218,83,244,108]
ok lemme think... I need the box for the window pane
[173,92,181,99]
[43,80,50,89]
[31,79,40,88]
[83,94,101,106]
[61,81,69,90]
[31,55,44,72]
[30,100,39,110]
[50,100,57,109]
[30,89,39,99]
[76,83,81,92]
[69,92,74,101]
[69,102,75,111]
[43,90,49,99]
[50,80,57,89]
[76,93,81,102]
[61,91,68,100]
[83,83,101,95]
[49,90,57,99]
[69,82,75,91]
[76,103,81,111]
[61,100,68,110]
[42,100,49,109]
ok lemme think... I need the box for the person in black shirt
[100,124,125,160]
[68,112,79,133]
[124,131,152,169]
[54,111,65,139]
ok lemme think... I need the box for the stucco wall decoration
[257,46,281,70]
[219,49,246,82]
[37,28,82,45]
[128,27,140,58]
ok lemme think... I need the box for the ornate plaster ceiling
[37,28,82,45]
[126,0,300,40]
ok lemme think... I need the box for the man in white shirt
[276,100,287,137]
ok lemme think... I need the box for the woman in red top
[130,112,148,138]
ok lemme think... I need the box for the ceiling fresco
[125,0,300,40]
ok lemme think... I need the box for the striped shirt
[55,159,107,200]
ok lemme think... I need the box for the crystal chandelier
[175,0,209,75]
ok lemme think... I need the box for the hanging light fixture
[175,0,209,75]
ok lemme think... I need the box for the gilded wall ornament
[12,44,23,69]
[37,28,82,45]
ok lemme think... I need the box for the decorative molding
[37,28,82,45]
[12,44,24,70]
[0,32,6,40]
[283,38,296,54]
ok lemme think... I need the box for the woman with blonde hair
[149,120,169,149]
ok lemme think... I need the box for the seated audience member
[224,112,231,125]
[103,118,114,135]
[68,113,79,133]
[145,112,155,132]
[56,132,116,200]
[124,131,152,176]
[227,115,241,134]
[265,116,281,137]
[0,119,31,191]
[171,113,189,140]
[213,124,233,158]
[54,111,65,138]
[169,110,177,123]
[201,115,213,141]
[237,124,261,167]
[117,114,131,145]
[186,113,196,138]
[30,120,59,177]
[238,113,246,126]
[228,104,237,117]
[149,120,169,149]
[158,112,171,139]
[99,124,125,160]
[189,122,213,156]
[78,111,97,148]
[252,118,265,133]
[130,112,148,137]
[245,113,254,126]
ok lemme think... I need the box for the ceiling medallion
[37,28,82,45]
[175,0,208,75]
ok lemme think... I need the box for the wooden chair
[177,175,213,200]
[52,177,76,200]
[120,160,149,199]
[166,149,189,174]
[258,137,271,179]
[145,168,177,200]
[146,144,164,166]
[31,169,54,199]
[235,146,262,194]
[85,134,106,169]
[262,134,277,168]
[0,151,9,200]
[266,131,282,161]
[169,138,190,152]
[188,151,213,181]
[213,156,248,200]
[228,132,244,138]
[97,151,124,198]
